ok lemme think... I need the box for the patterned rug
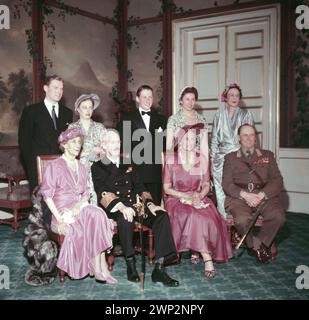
[0,212,308,300]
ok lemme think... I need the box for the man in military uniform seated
[91,129,179,287]
[222,124,285,263]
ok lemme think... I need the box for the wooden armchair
[0,146,32,232]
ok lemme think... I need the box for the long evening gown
[163,153,233,262]
[210,106,254,217]
[40,157,114,279]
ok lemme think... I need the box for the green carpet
[0,212,308,300]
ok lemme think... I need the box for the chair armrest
[6,175,28,193]
[7,174,28,185]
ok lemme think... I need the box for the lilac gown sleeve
[40,162,58,200]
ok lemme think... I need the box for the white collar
[44,98,59,109]
[106,155,120,167]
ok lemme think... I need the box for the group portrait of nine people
[19,75,285,287]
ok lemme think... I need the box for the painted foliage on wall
[44,7,118,127]
[0,0,32,145]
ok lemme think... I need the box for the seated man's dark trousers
[113,208,176,261]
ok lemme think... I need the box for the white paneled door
[173,5,280,154]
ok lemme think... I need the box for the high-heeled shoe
[89,260,106,283]
[102,272,118,285]
[204,260,216,278]
[89,260,118,284]
[190,253,200,265]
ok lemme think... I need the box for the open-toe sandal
[190,253,200,265]
[204,259,216,278]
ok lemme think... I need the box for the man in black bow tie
[117,85,167,206]
[91,130,179,287]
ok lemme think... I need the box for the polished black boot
[151,263,179,287]
[126,257,140,282]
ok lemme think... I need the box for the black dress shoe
[126,258,140,282]
[151,263,179,287]
[248,244,272,263]
[247,247,256,257]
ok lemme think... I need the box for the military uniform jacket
[222,148,283,203]
[91,156,153,214]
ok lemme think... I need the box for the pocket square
[157,127,163,132]
[126,166,133,173]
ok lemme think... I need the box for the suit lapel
[40,102,58,132]
[58,104,67,127]
[149,111,158,134]
[133,109,146,130]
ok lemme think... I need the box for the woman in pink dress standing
[163,123,233,278]
[40,127,117,284]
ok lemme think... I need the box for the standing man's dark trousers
[227,197,285,250]
[25,160,38,194]
[144,183,162,206]
[111,208,177,261]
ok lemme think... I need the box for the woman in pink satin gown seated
[40,127,117,284]
[163,123,233,278]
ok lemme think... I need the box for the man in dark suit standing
[19,75,73,193]
[117,85,167,205]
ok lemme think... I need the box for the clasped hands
[57,204,81,234]
[180,191,203,208]
[240,190,265,208]
[118,202,166,222]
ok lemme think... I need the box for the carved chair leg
[270,243,277,260]
[147,230,154,265]
[59,269,65,283]
[12,209,19,232]
[107,254,115,271]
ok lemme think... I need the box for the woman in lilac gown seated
[163,123,233,278]
[40,127,117,284]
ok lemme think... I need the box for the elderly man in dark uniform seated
[222,124,285,263]
[91,129,179,287]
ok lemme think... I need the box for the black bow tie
[141,111,151,116]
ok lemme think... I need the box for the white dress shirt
[44,98,59,118]
[139,107,151,131]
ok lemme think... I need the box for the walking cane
[235,201,266,251]
[133,195,147,291]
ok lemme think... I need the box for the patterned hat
[74,93,100,111]
[220,83,242,102]
[58,127,84,145]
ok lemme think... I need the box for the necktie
[246,150,252,159]
[141,111,151,116]
[51,105,57,130]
